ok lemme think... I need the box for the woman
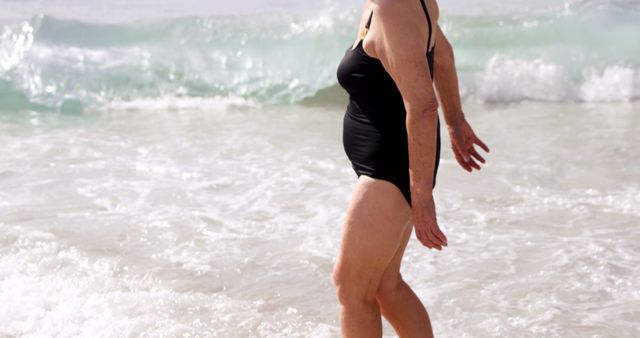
[334,0,490,336]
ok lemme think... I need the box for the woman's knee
[332,264,378,306]
[375,273,406,302]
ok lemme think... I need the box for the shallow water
[0,101,638,337]
[1,0,639,335]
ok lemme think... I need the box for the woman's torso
[336,0,438,126]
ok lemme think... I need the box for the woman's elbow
[406,102,439,120]
[434,39,455,68]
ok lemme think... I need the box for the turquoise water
[1,0,640,112]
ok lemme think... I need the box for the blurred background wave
[1,0,639,113]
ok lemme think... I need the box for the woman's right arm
[369,2,447,250]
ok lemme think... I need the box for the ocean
[0,0,638,337]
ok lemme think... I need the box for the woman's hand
[412,193,447,250]
[448,117,490,172]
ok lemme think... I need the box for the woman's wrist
[410,182,434,198]
[445,111,466,131]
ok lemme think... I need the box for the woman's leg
[376,224,435,338]
[332,175,413,338]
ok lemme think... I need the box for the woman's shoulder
[373,0,404,16]
[374,0,439,24]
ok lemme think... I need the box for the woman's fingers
[474,135,490,153]
[427,228,443,250]
[413,200,446,250]
[425,230,442,250]
[453,147,472,172]
[417,219,446,250]
[418,229,434,248]
[431,226,448,245]
[469,147,485,163]
[466,156,481,170]
[451,125,489,172]
[454,142,487,171]
[417,229,440,250]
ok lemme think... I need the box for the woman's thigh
[378,221,413,291]
[333,175,412,300]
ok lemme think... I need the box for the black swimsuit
[336,0,441,207]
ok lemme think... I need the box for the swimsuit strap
[365,10,373,30]
[418,0,434,51]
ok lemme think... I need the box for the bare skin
[333,0,490,337]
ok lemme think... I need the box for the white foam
[1,101,639,336]
[0,20,34,73]
[579,65,640,102]
[101,95,261,111]
[476,55,640,103]
[478,54,572,102]
[0,225,268,336]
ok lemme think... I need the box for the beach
[1,0,639,336]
